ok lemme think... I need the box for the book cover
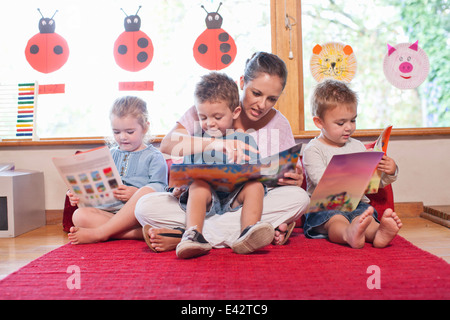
[307,151,384,213]
[168,143,302,193]
[366,125,393,194]
[52,146,123,209]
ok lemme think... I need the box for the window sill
[1,129,449,147]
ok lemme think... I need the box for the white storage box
[0,170,45,237]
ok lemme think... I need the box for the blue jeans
[303,202,379,239]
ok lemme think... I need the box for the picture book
[307,151,384,213]
[168,143,302,193]
[52,146,123,209]
[365,125,393,194]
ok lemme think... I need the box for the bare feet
[344,207,373,249]
[373,209,402,248]
[68,226,106,245]
[146,227,182,252]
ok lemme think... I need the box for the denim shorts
[303,202,379,239]
[179,184,266,217]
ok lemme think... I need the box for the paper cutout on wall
[25,9,69,74]
[310,42,357,83]
[118,81,154,91]
[383,41,429,90]
[193,3,237,70]
[38,84,66,94]
[114,6,154,72]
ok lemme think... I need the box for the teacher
[136,52,310,251]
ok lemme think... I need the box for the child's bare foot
[146,227,182,252]
[373,209,402,248]
[344,207,373,249]
[68,226,106,245]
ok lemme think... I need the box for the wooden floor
[1,211,449,281]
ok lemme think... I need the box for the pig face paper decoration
[383,41,429,89]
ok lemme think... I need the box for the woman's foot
[273,222,296,245]
[373,209,402,248]
[143,225,183,252]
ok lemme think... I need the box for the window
[1,0,448,142]
[0,0,270,139]
[301,0,449,130]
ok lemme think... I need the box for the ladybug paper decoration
[114,6,154,72]
[25,9,69,74]
[193,2,237,70]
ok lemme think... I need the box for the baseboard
[394,202,423,217]
[46,210,63,225]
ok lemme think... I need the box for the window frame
[1,0,448,147]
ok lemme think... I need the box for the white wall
[0,134,449,210]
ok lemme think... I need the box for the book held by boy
[168,143,302,193]
[365,125,392,194]
[52,146,123,209]
[307,151,385,213]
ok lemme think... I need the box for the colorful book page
[169,144,302,193]
[308,151,384,213]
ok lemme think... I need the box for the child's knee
[244,181,264,195]
[71,208,90,226]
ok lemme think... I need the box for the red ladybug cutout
[193,2,237,70]
[25,9,69,74]
[114,6,154,72]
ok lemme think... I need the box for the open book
[366,125,393,194]
[307,151,384,213]
[168,143,302,193]
[52,146,123,209]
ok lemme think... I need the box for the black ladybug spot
[198,44,208,54]
[54,45,63,55]
[137,52,148,63]
[221,54,232,65]
[218,32,229,42]
[220,43,231,53]
[118,45,128,55]
[137,38,149,49]
[30,45,39,54]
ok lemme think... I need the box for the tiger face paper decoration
[310,42,357,83]
[383,41,430,90]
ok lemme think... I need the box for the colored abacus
[0,82,38,140]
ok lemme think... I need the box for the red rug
[0,230,448,300]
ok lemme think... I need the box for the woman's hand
[277,160,304,187]
[113,185,138,202]
[67,190,80,207]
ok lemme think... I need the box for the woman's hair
[194,72,240,111]
[310,79,358,119]
[243,52,288,90]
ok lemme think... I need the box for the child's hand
[113,185,138,202]
[67,190,80,207]
[211,139,259,163]
[172,186,186,199]
[378,155,397,175]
